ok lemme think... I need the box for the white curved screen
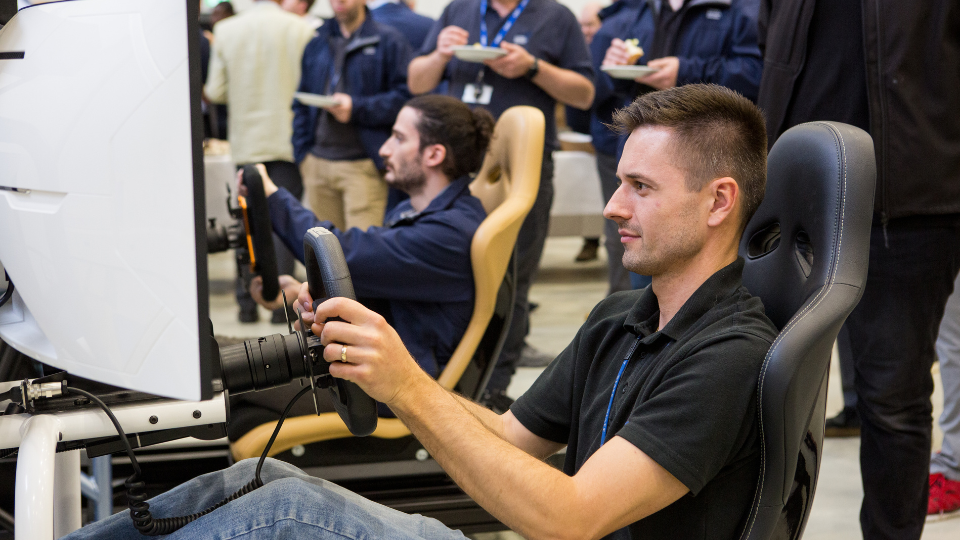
[0,0,210,401]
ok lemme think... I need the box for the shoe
[824,406,860,437]
[238,306,259,323]
[927,473,960,521]
[517,343,555,368]
[575,238,600,262]
[480,389,515,414]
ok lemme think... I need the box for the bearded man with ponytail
[227,95,494,437]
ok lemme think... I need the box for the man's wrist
[387,368,442,415]
[525,56,540,80]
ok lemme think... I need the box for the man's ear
[706,177,739,228]
[422,143,446,169]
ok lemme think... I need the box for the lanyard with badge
[600,337,672,445]
[462,0,530,105]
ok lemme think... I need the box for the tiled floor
[208,237,959,539]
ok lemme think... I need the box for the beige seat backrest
[231,106,545,460]
[438,105,544,387]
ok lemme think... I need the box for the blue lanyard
[479,0,530,48]
[600,338,671,445]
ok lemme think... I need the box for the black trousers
[236,160,304,313]
[846,213,960,540]
[487,156,554,392]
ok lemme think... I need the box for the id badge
[462,84,493,105]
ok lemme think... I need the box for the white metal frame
[1,394,226,539]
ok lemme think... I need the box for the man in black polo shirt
[408,0,596,404]
[64,85,776,540]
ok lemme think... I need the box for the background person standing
[408,0,595,408]
[292,0,412,231]
[758,1,960,538]
[204,0,315,323]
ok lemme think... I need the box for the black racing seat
[737,122,876,539]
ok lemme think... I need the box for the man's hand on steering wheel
[295,283,431,407]
[235,163,279,199]
[250,274,303,311]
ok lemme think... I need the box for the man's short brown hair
[612,84,767,231]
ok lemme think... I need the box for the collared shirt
[204,1,315,163]
[310,32,367,160]
[267,177,486,377]
[512,258,777,539]
[419,0,593,150]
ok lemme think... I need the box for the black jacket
[757,0,960,219]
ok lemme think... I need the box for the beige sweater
[204,1,315,164]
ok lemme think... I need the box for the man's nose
[603,183,631,221]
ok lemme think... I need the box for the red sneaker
[927,473,960,521]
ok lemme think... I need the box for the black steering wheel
[303,227,378,437]
[240,165,280,303]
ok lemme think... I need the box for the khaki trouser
[300,154,387,231]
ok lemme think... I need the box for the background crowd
[195,0,960,536]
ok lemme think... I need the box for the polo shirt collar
[623,257,746,341]
[385,176,472,226]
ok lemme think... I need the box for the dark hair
[303,0,316,11]
[404,95,495,179]
[612,84,767,232]
[212,1,235,17]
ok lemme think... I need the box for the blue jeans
[63,459,467,540]
[931,270,960,481]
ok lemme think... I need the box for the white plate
[294,92,341,108]
[601,65,660,80]
[452,46,508,62]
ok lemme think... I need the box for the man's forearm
[532,62,595,110]
[408,52,449,95]
[391,378,591,540]
[451,392,507,436]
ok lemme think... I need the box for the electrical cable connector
[2,379,65,406]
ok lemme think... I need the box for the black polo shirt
[419,0,594,150]
[511,258,777,540]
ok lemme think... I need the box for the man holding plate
[292,0,412,232]
[408,0,595,410]
[593,0,761,290]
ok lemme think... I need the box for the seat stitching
[740,123,847,539]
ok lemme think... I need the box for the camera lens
[219,333,308,395]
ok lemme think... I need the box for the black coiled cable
[65,383,313,536]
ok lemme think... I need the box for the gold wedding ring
[340,345,348,362]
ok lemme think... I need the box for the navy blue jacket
[268,177,486,377]
[291,13,412,169]
[590,0,762,155]
[370,1,435,50]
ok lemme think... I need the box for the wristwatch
[525,57,540,80]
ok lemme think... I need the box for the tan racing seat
[231,105,545,460]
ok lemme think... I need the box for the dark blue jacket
[590,0,762,155]
[268,177,486,378]
[370,1,435,51]
[291,13,412,169]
